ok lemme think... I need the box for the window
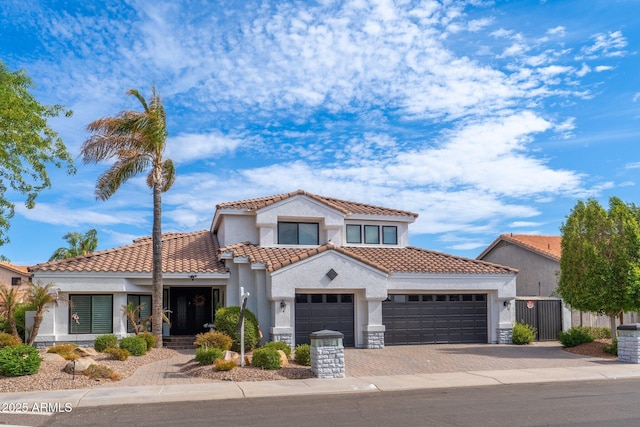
[127,295,152,333]
[69,295,113,334]
[346,225,361,243]
[364,225,380,244]
[278,222,319,245]
[382,226,397,244]
[11,277,21,286]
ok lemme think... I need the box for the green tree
[49,229,98,261]
[558,197,640,336]
[80,86,175,348]
[0,60,76,245]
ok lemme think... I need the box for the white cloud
[166,132,244,164]
[579,31,628,59]
[15,203,145,228]
[546,26,566,37]
[594,65,614,72]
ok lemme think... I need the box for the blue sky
[1,0,639,266]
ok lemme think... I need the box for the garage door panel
[383,294,487,345]
[295,293,354,347]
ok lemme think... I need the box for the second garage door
[383,294,487,345]
[295,293,355,347]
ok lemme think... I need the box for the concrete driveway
[344,342,616,377]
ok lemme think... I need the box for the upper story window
[278,222,319,245]
[346,225,398,245]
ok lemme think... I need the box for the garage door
[295,293,355,347]
[383,294,487,345]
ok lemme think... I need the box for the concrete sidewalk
[2,343,640,410]
[3,363,640,410]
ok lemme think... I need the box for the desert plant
[13,302,35,342]
[0,344,42,376]
[25,280,66,345]
[511,321,536,345]
[558,327,594,348]
[0,332,22,349]
[214,306,260,352]
[104,347,131,361]
[214,359,237,371]
[94,334,118,352]
[604,339,618,356]
[194,331,233,351]
[251,347,282,370]
[138,332,157,350]
[46,343,77,354]
[83,364,121,381]
[263,341,291,359]
[0,287,22,339]
[294,344,311,366]
[195,347,223,365]
[119,336,147,356]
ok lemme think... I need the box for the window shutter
[70,295,91,334]
[91,295,113,334]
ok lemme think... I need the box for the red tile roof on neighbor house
[0,261,30,275]
[216,190,419,218]
[479,234,562,261]
[31,231,228,274]
[220,242,517,274]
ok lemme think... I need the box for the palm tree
[49,229,98,261]
[26,280,63,345]
[0,287,22,340]
[80,86,175,348]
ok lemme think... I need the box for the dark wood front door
[169,288,214,335]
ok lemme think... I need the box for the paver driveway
[344,342,616,377]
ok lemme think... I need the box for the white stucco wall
[217,215,259,246]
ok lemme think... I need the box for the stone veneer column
[618,324,640,363]
[310,330,345,379]
[497,327,513,344]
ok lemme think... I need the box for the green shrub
[0,332,22,349]
[294,344,311,366]
[104,347,130,361]
[94,334,118,352]
[0,344,42,376]
[138,332,157,350]
[604,339,618,356]
[13,303,36,342]
[558,327,594,348]
[584,327,611,340]
[119,336,147,356]
[512,321,536,345]
[251,347,282,370]
[195,347,224,365]
[263,341,291,359]
[214,306,260,352]
[0,316,10,334]
[83,364,121,381]
[47,343,77,354]
[214,359,237,371]
[194,331,233,351]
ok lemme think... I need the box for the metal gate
[515,299,562,341]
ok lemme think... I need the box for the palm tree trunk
[27,312,44,345]
[152,184,164,348]
[8,310,19,340]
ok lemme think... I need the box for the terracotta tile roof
[220,243,516,274]
[216,190,418,218]
[480,234,562,261]
[0,261,30,275]
[31,231,227,274]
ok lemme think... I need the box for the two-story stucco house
[31,190,517,348]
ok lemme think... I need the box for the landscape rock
[277,350,289,367]
[74,347,99,357]
[63,357,96,374]
[41,353,65,363]
[222,350,240,364]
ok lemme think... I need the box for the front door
[169,288,215,335]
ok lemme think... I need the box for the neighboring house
[477,233,638,340]
[31,190,517,348]
[0,261,30,301]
